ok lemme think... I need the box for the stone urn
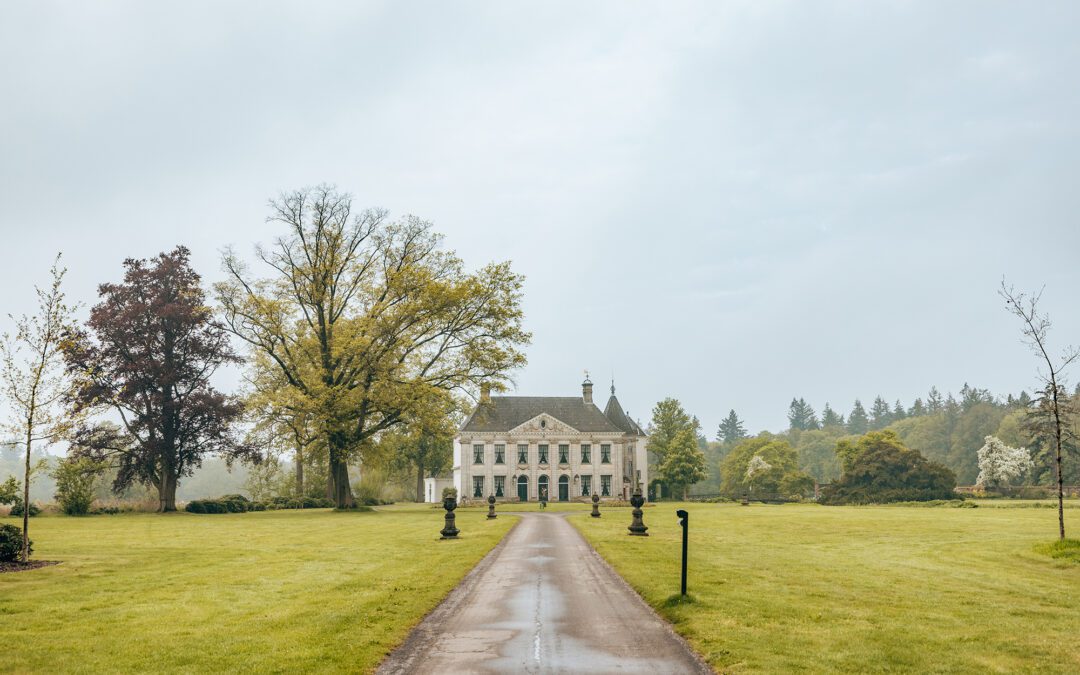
[440,495,460,539]
[627,487,648,536]
[487,494,497,520]
[590,493,601,518]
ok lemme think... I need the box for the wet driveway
[376,512,711,674]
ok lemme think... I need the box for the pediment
[510,413,579,435]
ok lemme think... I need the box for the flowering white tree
[975,435,1031,490]
[745,455,772,493]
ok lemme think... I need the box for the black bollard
[591,492,601,518]
[440,495,460,539]
[487,494,497,519]
[676,509,689,595]
[627,487,648,536]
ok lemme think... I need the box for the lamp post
[676,509,689,595]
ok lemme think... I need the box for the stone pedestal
[487,494,497,519]
[440,496,460,539]
[627,488,648,536]
[590,493,601,518]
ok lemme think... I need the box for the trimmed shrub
[0,523,30,562]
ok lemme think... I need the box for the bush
[442,486,458,500]
[9,501,41,518]
[0,523,30,562]
[53,457,105,516]
[820,431,957,505]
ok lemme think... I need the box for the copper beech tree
[64,247,256,512]
[216,186,529,508]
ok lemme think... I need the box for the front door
[558,476,569,501]
[517,476,528,501]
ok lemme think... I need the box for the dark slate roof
[461,396,627,434]
[603,394,645,435]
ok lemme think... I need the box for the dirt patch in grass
[0,560,61,574]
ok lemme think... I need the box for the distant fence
[955,485,1080,498]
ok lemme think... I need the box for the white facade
[453,380,648,502]
[423,477,455,503]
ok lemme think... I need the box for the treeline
[694,383,1080,492]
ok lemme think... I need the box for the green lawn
[572,502,1080,674]
[1,506,515,673]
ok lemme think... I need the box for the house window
[517,444,529,464]
[601,444,611,463]
[558,444,569,464]
[473,476,484,498]
[581,475,592,496]
[601,475,612,497]
[581,444,591,464]
[494,475,505,497]
[538,444,549,464]
[494,444,505,464]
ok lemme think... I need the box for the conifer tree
[821,403,844,428]
[716,409,747,445]
[892,400,907,421]
[870,396,892,429]
[847,400,869,435]
[909,398,926,417]
[927,387,944,413]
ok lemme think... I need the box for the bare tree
[0,256,79,561]
[1001,281,1079,539]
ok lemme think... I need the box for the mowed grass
[1,505,515,673]
[572,502,1080,673]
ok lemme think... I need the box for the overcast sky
[2,1,1078,435]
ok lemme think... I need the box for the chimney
[480,383,491,404]
[582,376,593,404]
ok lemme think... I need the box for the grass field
[572,502,1080,674]
[0,505,514,673]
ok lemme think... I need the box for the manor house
[454,377,648,502]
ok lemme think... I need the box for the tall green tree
[1002,282,1079,539]
[716,409,748,445]
[217,186,529,508]
[646,398,698,463]
[847,400,869,435]
[657,427,707,499]
[0,256,79,561]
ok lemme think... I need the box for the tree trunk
[159,471,178,512]
[324,424,356,508]
[682,485,689,500]
[1053,386,1066,540]
[416,459,425,503]
[330,455,354,508]
[295,445,304,497]
[21,427,32,563]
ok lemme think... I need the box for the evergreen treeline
[693,383,1080,492]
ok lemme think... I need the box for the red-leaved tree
[64,246,256,511]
